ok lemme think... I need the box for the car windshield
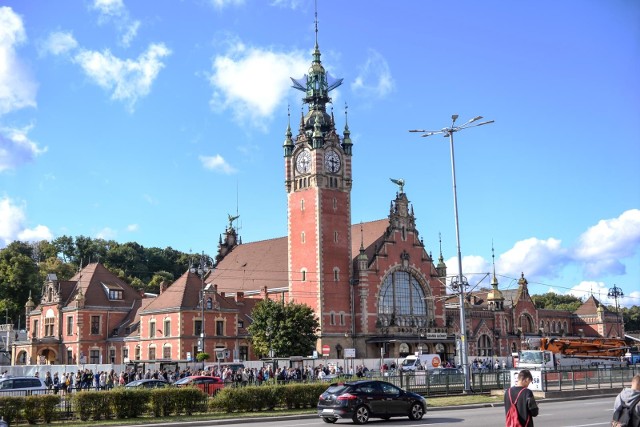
[401,359,415,367]
[174,377,192,385]
[520,351,543,364]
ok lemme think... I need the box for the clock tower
[284,19,353,346]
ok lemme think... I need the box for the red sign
[322,344,330,357]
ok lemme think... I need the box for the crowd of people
[23,362,363,394]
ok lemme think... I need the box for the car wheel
[352,405,370,424]
[408,402,425,420]
[322,417,338,424]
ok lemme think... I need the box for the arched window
[206,297,213,310]
[378,270,428,319]
[477,334,492,356]
[563,321,568,333]
[552,321,556,333]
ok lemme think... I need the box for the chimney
[261,286,268,299]
[235,292,244,303]
[159,281,168,294]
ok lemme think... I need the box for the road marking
[561,423,610,426]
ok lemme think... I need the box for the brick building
[12,22,623,366]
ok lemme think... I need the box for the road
[150,396,615,427]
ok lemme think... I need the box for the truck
[400,354,441,372]
[518,337,627,370]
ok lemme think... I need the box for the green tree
[146,271,174,294]
[532,292,582,312]
[622,305,640,332]
[248,299,319,358]
[0,242,40,325]
[37,257,76,283]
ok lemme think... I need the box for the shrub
[149,388,175,417]
[173,388,207,415]
[0,395,22,424]
[70,390,112,421]
[22,394,61,424]
[108,388,150,418]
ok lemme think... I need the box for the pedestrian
[612,373,640,427]
[504,369,539,426]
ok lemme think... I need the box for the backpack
[612,398,640,427]
[506,387,528,427]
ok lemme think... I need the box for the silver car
[0,376,47,396]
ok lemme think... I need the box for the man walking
[613,374,640,427]
[504,369,539,426]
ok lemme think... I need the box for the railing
[361,365,640,395]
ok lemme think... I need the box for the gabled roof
[210,237,288,294]
[36,263,142,310]
[142,270,205,312]
[574,295,611,316]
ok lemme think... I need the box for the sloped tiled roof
[575,295,611,316]
[142,270,204,312]
[38,263,142,310]
[208,219,391,294]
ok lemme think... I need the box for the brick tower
[284,17,353,352]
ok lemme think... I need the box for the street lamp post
[190,252,211,370]
[607,284,624,337]
[410,114,494,394]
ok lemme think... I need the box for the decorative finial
[389,178,405,194]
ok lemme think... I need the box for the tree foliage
[0,236,209,328]
[247,299,319,358]
[621,305,640,332]
[532,292,583,312]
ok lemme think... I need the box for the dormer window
[102,282,124,300]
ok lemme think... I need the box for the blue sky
[1,0,639,307]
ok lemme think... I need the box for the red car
[174,375,224,396]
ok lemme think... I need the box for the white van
[400,354,441,372]
[0,376,47,396]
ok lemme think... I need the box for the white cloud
[573,209,640,277]
[210,0,245,9]
[96,227,117,240]
[127,224,139,232]
[0,196,52,247]
[351,49,394,99]
[41,31,78,56]
[91,0,140,47]
[0,125,47,172]
[560,280,640,309]
[18,225,53,242]
[199,154,236,174]
[269,0,304,9]
[0,6,37,115]
[498,237,569,279]
[73,43,171,111]
[208,41,308,128]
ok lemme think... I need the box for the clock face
[324,150,341,173]
[296,150,311,174]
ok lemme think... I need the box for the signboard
[322,344,330,357]
[425,332,447,339]
[345,348,356,358]
[510,369,542,391]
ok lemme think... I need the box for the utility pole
[607,285,624,337]
[410,114,494,393]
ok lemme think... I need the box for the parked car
[125,379,169,389]
[317,380,426,424]
[174,375,224,396]
[0,376,47,396]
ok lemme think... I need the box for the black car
[317,380,426,424]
